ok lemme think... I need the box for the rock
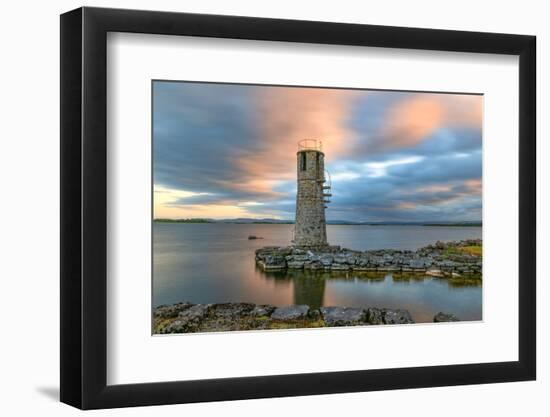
[308,309,322,320]
[366,308,383,324]
[451,272,462,278]
[286,254,310,262]
[383,254,394,262]
[333,255,348,264]
[426,269,444,277]
[319,254,334,267]
[307,253,320,262]
[382,309,414,324]
[356,257,370,267]
[434,312,460,322]
[304,261,323,270]
[161,304,211,333]
[320,307,366,326]
[255,246,292,259]
[210,303,254,318]
[255,240,482,278]
[330,263,350,271]
[179,304,210,320]
[154,302,192,318]
[261,255,286,270]
[161,319,188,333]
[250,304,276,317]
[409,259,426,269]
[271,305,309,320]
[255,245,279,254]
[248,235,263,240]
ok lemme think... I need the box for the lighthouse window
[300,152,306,171]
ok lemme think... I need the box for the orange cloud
[229,87,360,196]
[379,94,482,149]
[463,178,482,195]
[415,184,454,194]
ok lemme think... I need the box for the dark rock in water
[250,304,276,317]
[271,305,309,320]
[288,254,310,262]
[154,302,193,318]
[261,255,287,270]
[255,246,292,259]
[320,307,366,326]
[319,254,334,266]
[333,255,348,264]
[366,307,383,324]
[382,309,414,324]
[308,308,322,320]
[287,260,305,269]
[409,259,427,269]
[433,312,460,322]
[255,240,482,278]
[248,235,263,240]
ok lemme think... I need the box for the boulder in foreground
[433,312,460,322]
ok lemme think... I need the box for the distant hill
[217,218,293,224]
[345,221,482,227]
[154,218,481,226]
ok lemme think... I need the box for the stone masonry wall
[294,150,327,247]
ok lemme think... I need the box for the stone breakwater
[255,239,482,278]
[154,302,461,334]
[157,302,412,334]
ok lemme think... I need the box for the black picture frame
[60,6,536,410]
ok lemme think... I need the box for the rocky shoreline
[154,302,460,334]
[255,239,482,278]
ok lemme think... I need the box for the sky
[153,81,482,222]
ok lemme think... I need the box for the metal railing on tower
[298,139,323,151]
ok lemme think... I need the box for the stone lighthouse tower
[293,139,331,248]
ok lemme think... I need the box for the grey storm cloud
[154,82,261,195]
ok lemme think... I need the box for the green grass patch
[153,318,174,333]
[460,245,482,256]
[444,244,482,257]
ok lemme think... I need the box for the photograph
[152,80,483,334]
[51,3,539,412]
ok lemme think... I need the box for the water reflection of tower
[293,139,331,248]
[292,272,326,309]
[258,268,327,310]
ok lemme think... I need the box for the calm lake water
[153,223,482,323]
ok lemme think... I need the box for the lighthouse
[293,139,331,248]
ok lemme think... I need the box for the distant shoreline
[154,218,482,227]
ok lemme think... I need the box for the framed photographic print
[60,6,536,409]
